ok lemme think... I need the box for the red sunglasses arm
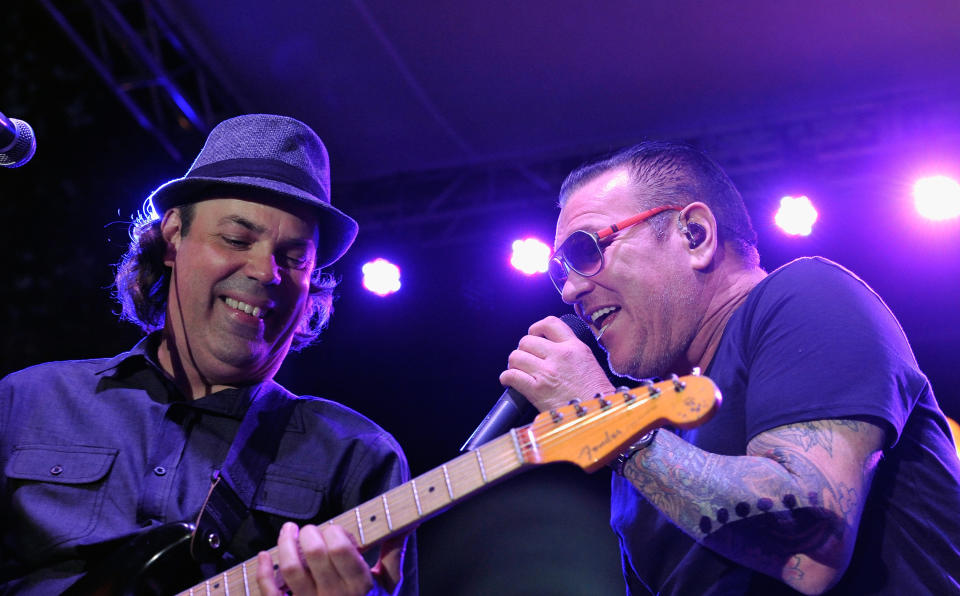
[594,205,684,240]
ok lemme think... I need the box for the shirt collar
[94,333,163,377]
[94,333,268,419]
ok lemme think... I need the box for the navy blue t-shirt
[611,257,960,594]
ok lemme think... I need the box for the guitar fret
[509,428,524,462]
[354,507,365,544]
[242,561,249,594]
[442,464,454,499]
[223,571,229,595]
[475,449,487,483]
[411,479,423,515]
[381,494,394,531]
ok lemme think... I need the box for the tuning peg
[671,374,686,391]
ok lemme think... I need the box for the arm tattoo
[622,419,881,590]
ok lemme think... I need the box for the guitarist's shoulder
[1,356,115,394]
[288,393,405,451]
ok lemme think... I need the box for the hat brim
[149,176,358,269]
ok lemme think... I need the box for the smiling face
[555,168,702,379]
[158,197,319,396]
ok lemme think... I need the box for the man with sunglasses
[500,142,960,594]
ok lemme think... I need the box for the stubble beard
[614,275,700,380]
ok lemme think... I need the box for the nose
[245,248,281,286]
[560,269,593,305]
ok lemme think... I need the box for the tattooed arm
[621,418,885,595]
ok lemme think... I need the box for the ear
[160,208,183,267]
[677,202,717,271]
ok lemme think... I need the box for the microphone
[460,313,624,452]
[458,385,534,453]
[0,111,37,168]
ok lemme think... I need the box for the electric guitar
[67,374,721,595]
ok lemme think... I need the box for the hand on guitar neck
[255,522,404,596]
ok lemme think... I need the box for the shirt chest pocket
[4,444,118,560]
[252,465,326,521]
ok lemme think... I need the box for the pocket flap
[253,466,325,520]
[5,445,118,484]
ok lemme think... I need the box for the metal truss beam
[39,0,245,163]
[341,90,960,248]
[35,0,960,245]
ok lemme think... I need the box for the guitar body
[64,522,201,596]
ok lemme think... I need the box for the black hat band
[189,158,328,203]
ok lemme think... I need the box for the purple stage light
[510,238,550,275]
[362,258,402,296]
[913,175,960,221]
[774,195,818,236]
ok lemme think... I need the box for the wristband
[610,429,658,475]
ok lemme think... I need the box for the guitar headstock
[524,374,720,472]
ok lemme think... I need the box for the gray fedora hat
[148,114,358,269]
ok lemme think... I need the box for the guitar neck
[179,430,534,595]
[327,429,533,547]
[178,374,720,595]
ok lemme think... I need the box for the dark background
[3,2,959,594]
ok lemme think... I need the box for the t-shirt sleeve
[741,258,922,446]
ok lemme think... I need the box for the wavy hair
[113,201,337,351]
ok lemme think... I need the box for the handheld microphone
[460,313,626,452]
[0,111,37,168]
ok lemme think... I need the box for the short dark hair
[559,141,759,264]
[113,201,337,351]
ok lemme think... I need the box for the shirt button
[50,465,64,476]
[153,466,167,476]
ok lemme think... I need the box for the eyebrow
[219,215,267,234]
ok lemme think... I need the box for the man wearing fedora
[0,114,416,595]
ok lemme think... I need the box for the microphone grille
[559,313,592,344]
[0,118,37,168]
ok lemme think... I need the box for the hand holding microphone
[461,314,627,451]
[501,314,618,413]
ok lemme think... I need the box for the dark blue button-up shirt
[0,335,417,594]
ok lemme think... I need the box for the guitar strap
[190,380,298,563]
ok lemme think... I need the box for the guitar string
[198,387,679,593]
[189,384,693,594]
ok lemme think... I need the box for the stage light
[913,175,960,221]
[510,238,550,275]
[362,258,401,296]
[774,195,818,236]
